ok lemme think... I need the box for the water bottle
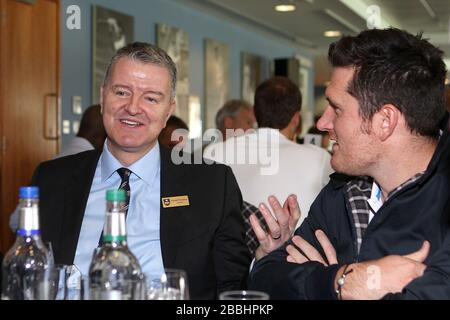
[1,186,53,300]
[88,189,144,300]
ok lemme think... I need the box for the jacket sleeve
[214,166,252,294]
[383,230,450,300]
[248,184,343,299]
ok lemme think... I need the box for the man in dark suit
[30,42,251,299]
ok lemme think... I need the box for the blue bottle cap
[19,186,39,199]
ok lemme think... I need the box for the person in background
[9,104,107,231]
[25,42,251,299]
[249,28,450,300]
[57,104,106,158]
[158,115,189,149]
[445,86,450,112]
[215,99,256,140]
[306,124,331,151]
[205,76,333,258]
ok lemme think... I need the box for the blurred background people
[445,86,450,112]
[215,99,256,140]
[9,104,107,231]
[205,76,333,229]
[306,121,331,151]
[57,104,106,158]
[158,115,189,149]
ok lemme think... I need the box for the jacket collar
[59,150,102,264]
[159,146,189,267]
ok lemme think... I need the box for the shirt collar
[367,181,383,213]
[100,140,161,185]
[256,128,290,142]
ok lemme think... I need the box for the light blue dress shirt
[73,141,164,280]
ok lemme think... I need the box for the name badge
[162,195,190,208]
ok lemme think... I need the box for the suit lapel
[58,151,101,264]
[159,147,189,267]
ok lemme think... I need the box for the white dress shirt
[204,128,333,228]
[73,141,164,278]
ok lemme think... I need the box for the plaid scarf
[242,201,268,255]
[345,172,424,254]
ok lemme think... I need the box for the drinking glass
[147,269,189,300]
[44,241,54,265]
[87,275,147,300]
[219,290,269,300]
[64,265,83,300]
[25,264,68,300]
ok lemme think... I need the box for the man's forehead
[326,67,355,95]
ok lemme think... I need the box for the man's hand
[250,194,301,260]
[286,229,338,266]
[340,241,430,300]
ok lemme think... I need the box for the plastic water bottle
[1,186,53,300]
[88,189,144,300]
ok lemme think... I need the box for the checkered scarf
[345,173,424,254]
[242,201,268,255]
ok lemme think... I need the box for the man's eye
[115,90,127,96]
[146,97,157,103]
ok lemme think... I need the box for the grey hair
[215,99,252,131]
[103,42,177,99]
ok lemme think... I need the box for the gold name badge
[162,195,190,208]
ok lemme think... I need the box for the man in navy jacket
[249,28,450,299]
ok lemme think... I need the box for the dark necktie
[117,167,131,218]
[98,167,132,246]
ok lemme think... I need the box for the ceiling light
[324,30,342,37]
[274,4,296,12]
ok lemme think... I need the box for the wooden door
[0,0,60,254]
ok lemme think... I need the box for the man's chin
[108,139,157,154]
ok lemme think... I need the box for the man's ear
[292,111,300,127]
[375,104,399,141]
[165,99,176,124]
[288,111,300,132]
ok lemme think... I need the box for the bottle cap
[106,189,126,202]
[19,186,39,199]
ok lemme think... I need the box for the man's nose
[125,95,140,115]
[317,106,334,132]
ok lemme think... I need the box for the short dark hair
[165,115,189,131]
[103,42,177,99]
[77,104,106,149]
[254,76,301,129]
[328,28,447,138]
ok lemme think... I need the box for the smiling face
[100,57,175,164]
[317,67,380,176]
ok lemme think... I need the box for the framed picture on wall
[204,39,229,130]
[92,5,134,104]
[241,52,265,104]
[156,23,190,125]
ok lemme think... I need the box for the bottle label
[102,235,126,242]
[17,229,40,236]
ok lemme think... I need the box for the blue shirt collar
[100,140,161,186]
